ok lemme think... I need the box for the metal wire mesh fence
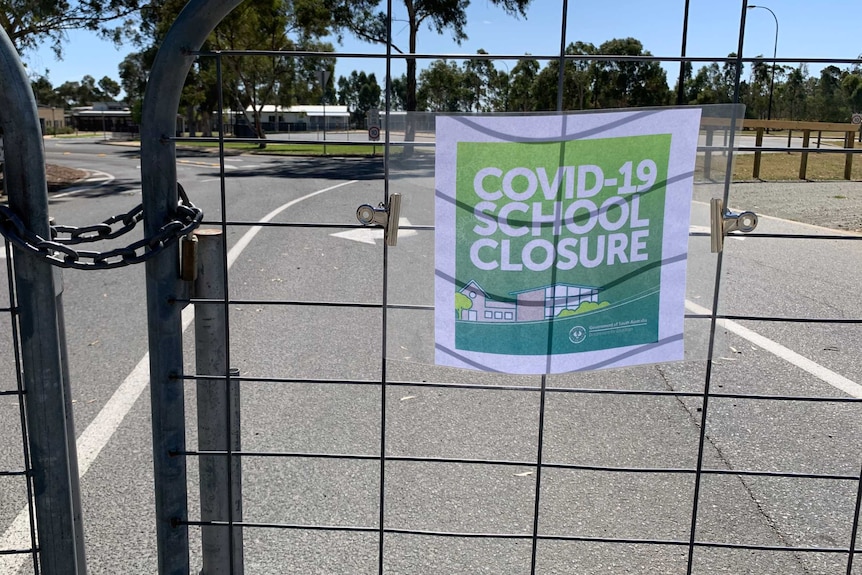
[148,1,862,571]
[0,240,40,574]
[2,0,862,573]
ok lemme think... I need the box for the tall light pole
[747,4,779,122]
[316,69,330,145]
[677,0,692,105]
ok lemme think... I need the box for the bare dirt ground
[0,164,87,196]
[695,180,862,233]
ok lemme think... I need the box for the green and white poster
[435,109,702,374]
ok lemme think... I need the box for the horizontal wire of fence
[154,4,862,574]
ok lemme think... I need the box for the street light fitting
[746,4,779,123]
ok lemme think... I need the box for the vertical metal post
[193,229,243,575]
[555,0,568,112]
[703,127,714,180]
[686,4,750,574]
[56,291,88,574]
[0,24,82,575]
[140,2,244,573]
[378,3,394,573]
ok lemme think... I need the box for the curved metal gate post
[0,25,83,575]
[139,1,243,572]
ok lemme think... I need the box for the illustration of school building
[459,280,601,323]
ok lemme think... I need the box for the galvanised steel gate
[3,0,862,573]
[137,2,862,573]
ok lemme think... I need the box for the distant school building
[234,105,351,137]
[69,102,137,134]
[459,280,601,323]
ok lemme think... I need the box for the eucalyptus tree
[324,0,533,146]
[463,49,498,112]
[119,50,152,123]
[816,66,849,122]
[841,66,862,116]
[135,0,332,141]
[1,0,141,56]
[337,71,382,125]
[591,38,671,108]
[208,0,332,142]
[30,75,65,107]
[532,41,596,111]
[508,58,540,112]
[781,64,810,121]
[417,59,470,112]
[745,57,771,118]
[53,75,109,107]
[682,55,739,107]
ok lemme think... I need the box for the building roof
[70,104,131,117]
[247,104,350,118]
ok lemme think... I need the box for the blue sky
[21,0,862,97]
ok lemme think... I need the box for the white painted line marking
[5,188,853,566]
[51,170,114,199]
[0,179,358,572]
[685,300,862,398]
[691,199,862,236]
[177,159,238,170]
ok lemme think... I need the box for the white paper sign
[434,109,702,374]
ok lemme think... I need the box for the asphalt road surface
[1,137,862,574]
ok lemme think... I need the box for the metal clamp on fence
[710,197,758,253]
[356,192,401,246]
[0,183,203,269]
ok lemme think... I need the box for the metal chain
[51,203,144,245]
[0,184,203,270]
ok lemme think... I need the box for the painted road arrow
[330,217,418,245]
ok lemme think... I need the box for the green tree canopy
[324,0,533,143]
[1,0,141,57]
[417,59,470,112]
[30,74,65,107]
[337,71,382,125]
[134,0,333,140]
[841,69,862,114]
[591,38,671,108]
[508,57,539,112]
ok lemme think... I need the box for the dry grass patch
[697,152,862,181]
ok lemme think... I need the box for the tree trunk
[253,110,266,149]
[186,104,196,137]
[403,12,418,158]
[201,110,213,138]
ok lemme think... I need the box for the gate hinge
[356,193,402,246]
[710,198,758,253]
